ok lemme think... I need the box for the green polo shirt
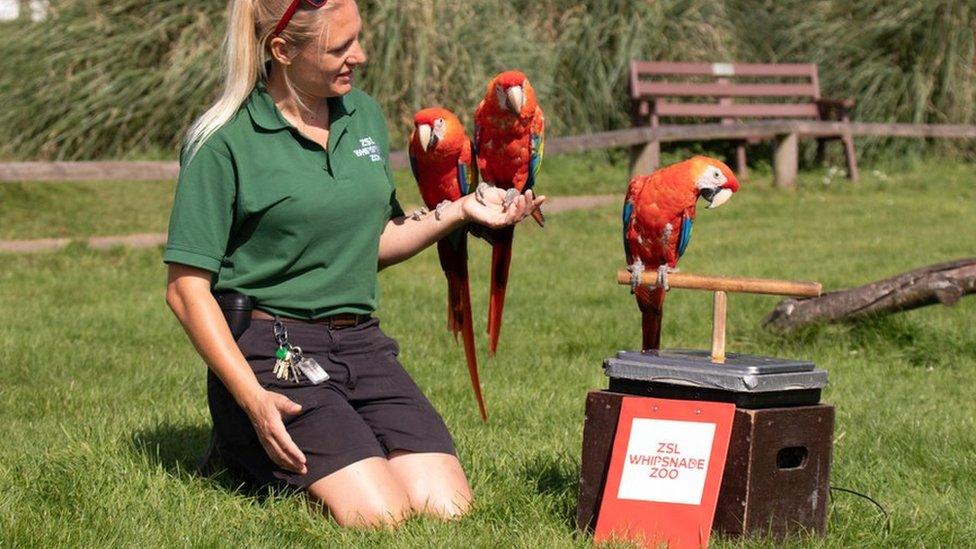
[163,82,405,319]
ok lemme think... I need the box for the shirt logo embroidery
[353,137,382,162]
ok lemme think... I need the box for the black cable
[829,485,891,539]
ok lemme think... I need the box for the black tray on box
[604,349,828,409]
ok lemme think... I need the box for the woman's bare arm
[378,188,545,269]
[165,263,307,474]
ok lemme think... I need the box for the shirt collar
[246,80,353,132]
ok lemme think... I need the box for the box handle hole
[777,446,808,469]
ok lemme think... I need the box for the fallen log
[763,258,976,332]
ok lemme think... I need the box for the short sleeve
[162,143,236,273]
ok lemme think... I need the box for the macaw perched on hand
[409,107,488,422]
[473,70,545,356]
[623,156,740,350]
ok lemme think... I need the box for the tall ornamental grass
[0,0,973,160]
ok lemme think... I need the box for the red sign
[594,397,735,548]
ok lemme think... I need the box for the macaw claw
[657,264,670,291]
[434,200,451,221]
[627,259,645,294]
[502,188,519,210]
[410,207,430,221]
[475,182,492,206]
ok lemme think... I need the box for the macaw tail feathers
[635,285,665,351]
[438,235,488,422]
[530,207,546,227]
[487,227,515,357]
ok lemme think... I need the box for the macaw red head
[689,156,740,209]
[411,107,466,154]
[486,70,538,116]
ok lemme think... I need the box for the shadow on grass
[129,422,288,501]
[519,453,581,532]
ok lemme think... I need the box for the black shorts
[207,316,457,491]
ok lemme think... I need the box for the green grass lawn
[1,156,975,546]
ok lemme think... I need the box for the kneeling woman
[163,0,543,528]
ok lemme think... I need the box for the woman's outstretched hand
[460,187,546,229]
[243,388,308,475]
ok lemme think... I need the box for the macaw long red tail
[487,226,515,357]
[437,235,488,422]
[635,284,665,350]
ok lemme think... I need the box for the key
[274,346,293,380]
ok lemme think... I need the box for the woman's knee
[328,496,413,529]
[410,490,472,520]
[387,451,473,520]
[306,457,414,529]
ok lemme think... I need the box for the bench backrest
[630,61,822,120]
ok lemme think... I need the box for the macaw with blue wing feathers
[623,156,740,350]
[408,107,488,422]
[474,70,545,356]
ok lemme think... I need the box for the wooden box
[576,390,834,539]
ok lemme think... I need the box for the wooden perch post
[763,258,976,332]
[712,291,728,363]
[616,271,822,363]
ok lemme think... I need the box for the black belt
[250,309,370,328]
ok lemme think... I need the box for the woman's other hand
[461,187,546,229]
[242,389,308,475]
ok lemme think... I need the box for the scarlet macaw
[623,156,740,350]
[408,107,488,422]
[473,70,545,356]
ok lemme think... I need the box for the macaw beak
[506,86,525,114]
[705,188,734,209]
[701,169,738,209]
[417,124,437,152]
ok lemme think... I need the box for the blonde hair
[183,0,335,161]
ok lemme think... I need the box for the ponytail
[184,0,261,161]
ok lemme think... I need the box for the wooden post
[711,291,727,363]
[630,141,660,177]
[735,144,748,181]
[630,100,660,177]
[773,132,799,188]
[841,132,859,182]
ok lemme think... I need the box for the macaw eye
[713,170,721,179]
[434,118,445,129]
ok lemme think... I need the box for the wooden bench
[629,61,858,182]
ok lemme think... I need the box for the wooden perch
[763,258,976,332]
[615,270,822,297]
[617,270,821,363]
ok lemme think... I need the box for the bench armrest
[816,98,855,120]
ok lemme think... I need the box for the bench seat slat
[656,102,820,118]
[635,82,819,99]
